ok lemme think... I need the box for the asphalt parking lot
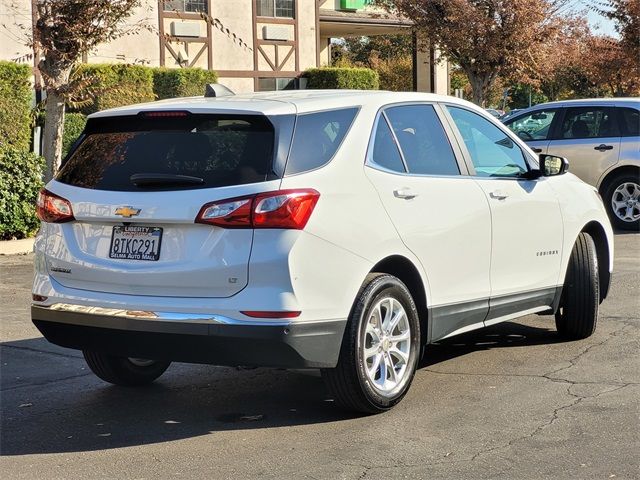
[1,233,638,480]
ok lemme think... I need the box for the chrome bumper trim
[42,303,291,327]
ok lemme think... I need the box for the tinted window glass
[285,108,358,175]
[370,117,405,173]
[57,114,275,191]
[560,107,619,139]
[505,109,557,141]
[619,107,639,136]
[385,105,459,175]
[447,106,528,178]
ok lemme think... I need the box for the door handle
[489,190,509,200]
[532,147,542,153]
[393,188,418,200]
[594,144,614,152]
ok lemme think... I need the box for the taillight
[36,189,75,223]
[195,189,319,230]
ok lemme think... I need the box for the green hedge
[153,67,218,100]
[304,67,379,90]
[73,65,220,114]
[0,147,45,240]
[62,113,88,158]
[0,61,32,151]
[76,64,155,114]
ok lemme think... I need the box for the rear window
[284,107,358,175]
[57,113,276,191]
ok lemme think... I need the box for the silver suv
[504,99,640,230]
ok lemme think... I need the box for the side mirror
[540,154,569,176]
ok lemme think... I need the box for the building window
[163,0,208,13]
[257,0,295,18]
[257,77,296,91]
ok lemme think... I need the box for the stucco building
[1,0,449,94]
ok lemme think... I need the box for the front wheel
[555,232,599,340]
[322,274,421,414]
[83,350,171,386]
[602,173,640,231]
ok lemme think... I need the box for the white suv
[32,89,614,413]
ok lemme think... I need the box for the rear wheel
[555,232,599,340]
[602,172,640,231]
[322,274,421,414]
[83,350,171,386]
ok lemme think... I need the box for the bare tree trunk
[42,90,65,181]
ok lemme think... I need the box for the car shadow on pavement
[1,320,561,456]
[420,319,563,368]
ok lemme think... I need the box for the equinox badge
[115,206,141,218]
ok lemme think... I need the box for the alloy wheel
[611,182,640,223]
[362,296,412,396]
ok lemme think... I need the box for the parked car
[32,89,613,414]
[499,108,523,121]
[503,98,640,230]
[485,108,504,118]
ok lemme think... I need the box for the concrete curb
[0,238,35,255]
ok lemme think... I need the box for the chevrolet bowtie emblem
[114,206,141,218]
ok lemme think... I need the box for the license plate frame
[109,226,163,261]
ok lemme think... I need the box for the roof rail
[204,83,235,98]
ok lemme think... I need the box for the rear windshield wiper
[130,173,204,187]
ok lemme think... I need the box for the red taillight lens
[36,189,75,223]
[195,189,319,230]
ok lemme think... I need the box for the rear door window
[57,113,276,191]
[560,107,619,139]
[284,108,358,175]
[384,105,459,175]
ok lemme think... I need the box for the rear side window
[560,107,619,139]
[57,114,276,191]
[285,108,358,175]
[619,107,639,136]
[384,105,459,175]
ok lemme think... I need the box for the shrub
[0,148,45,240]
[153,67,218,99]
[372,56,413,92]
[0,61,33,151]
[75,64,155,114]
[62,113,87,158]
[304,67,379,90]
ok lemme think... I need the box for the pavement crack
[0,343,82,360]
[1,372,92,392]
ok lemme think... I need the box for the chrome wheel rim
[128,358,156,367]
[362,297,411,395]
[611,182,640,223]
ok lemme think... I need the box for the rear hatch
[45,110,291,298]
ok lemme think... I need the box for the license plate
[109,226,163,261]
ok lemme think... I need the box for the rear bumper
[31,305,346,368]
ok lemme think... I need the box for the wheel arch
[581,221,611,302]
[369,255,429,342]
[597,164,640,192]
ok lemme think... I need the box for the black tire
[555,232,599,340]
[83,350,171,386]
[321,273,421,414]
[602,172,640,231]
